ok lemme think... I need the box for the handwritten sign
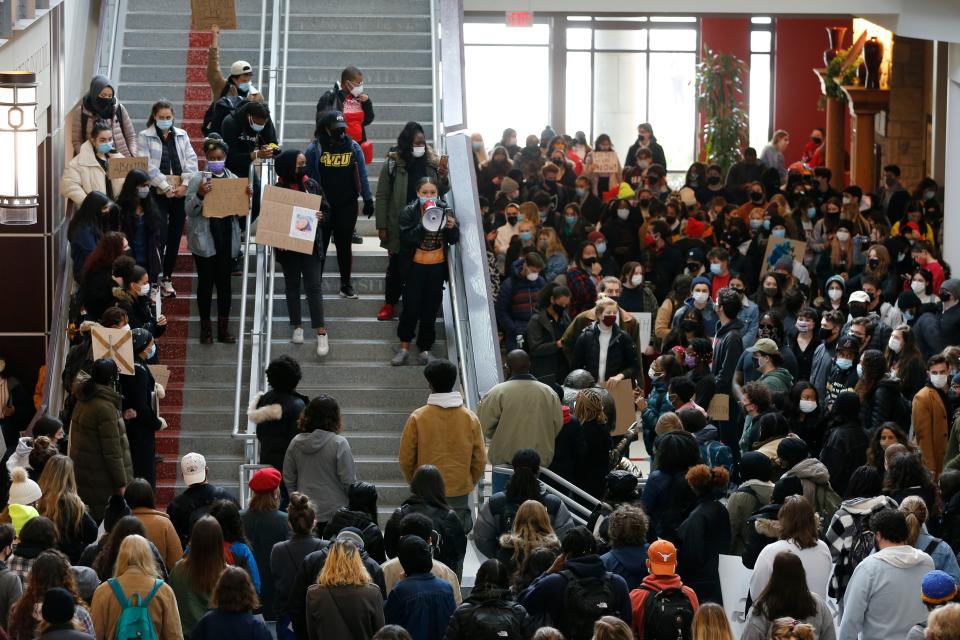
[148,365,170,391]
[91,326,134,376]
[107,156,148,180]
[762,236,807,275]
[256,186,323,254]
[203,178,249,218]
[590,151,619,174]
[633,312,652,352]
[191,0,237,30]
[608,378,636,437]
[707,393,730,422]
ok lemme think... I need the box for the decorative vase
[857,63,867,86]
[823,26,848,66]
[863,36,884,89]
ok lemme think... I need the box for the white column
[943,43,960,272]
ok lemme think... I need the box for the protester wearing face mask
[585,230,618,278]
[623,147,653,188]
[912,355,952,479]
[823,335,861,411]
[818,221,858,291]
[571,299,639,385]
[220,100,278,181]
[625,122,666,171]
[207,27,264,104]
[477,146,513,203]
[816,275,848,316]
[70,75,137,157]
[186,135,251,344]
[572,176,604,226]
[600,184,641,265]
[910,240,945,293]
[375,122,448,321]
[526,283,572,382]
[119,329,165,486]
[877,164,909,222]
[810,166,840,206]
[695,163,735,206]
[785,382,826,457]
[705,248,733,300]
[884,324,927,398]
[111,264,167,343]
[724,147,766,204]
[494,203,523,261]
[671,277,718,338]
[810,310,845,404]
[618,261,657,317]
[646,165,670,202]
[808,196,842,269]
[316,66,375,152]
[305,110,375,299]
[115,169,163,285]
[800,128,825,167]
[913,279,960,360]
[583,134,622,197]
[496,253,546,351]
[536,227,569,283]
[136,100,199,299]
[789,308,822,381]
[61,121,126,207]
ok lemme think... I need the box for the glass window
[750,31,771,53]
[751,17,772,24]
[565,52,592,137]
[648,28,697,51]
[749,53,772,153]
[597,17,648,22]
[648,52,696,169]
[465,44,549,147]
[463,22,549,45]
[567,28,592,50]
[593,52,647,155]
[594,29,647,51]
[649,16,697,23]
[568,16,592,21]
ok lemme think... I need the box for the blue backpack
[108,578,162,640]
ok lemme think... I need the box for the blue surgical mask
[903,311,913,322]
[806,207,817,219]
[750,219,763,230]
[575,188,587,198]
[249,121,265,132]
[710,263,723,276]
[836,358,853,370]
[238,82,252,93]
[856,363,864,378]
[155,118,174,131]
[564,215,577,226]
[595,242,606,255]
[772,228,786,238]
[519,231,533,242]
[762,219,771,230]
[97,142,113,154]
[145,343,156,360]
[516,214,525,223]
[924,191,935,201]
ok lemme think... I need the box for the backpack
[559,569,615,640]
[109,578,162,640]
[699,439,733,470]
[812,482,842,534]
[641,586,695,640]
[489,493,522,535]
[470,605,525,640]
[202,95,247,137]
[847,511,876,569]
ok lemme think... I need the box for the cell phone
[201,171,212,184]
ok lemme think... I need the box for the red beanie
[685,218,706,238]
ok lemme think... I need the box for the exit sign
[506,10,534,27]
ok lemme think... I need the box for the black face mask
[666,216,677,226]
[687,263,700,273]
[826,210,840,217]
[707,175,721,186]
[582,257,597,267]
[507,216,518,226]
[750,192,765,203]
[95,96,113,112]
[868,258,880,269]
[647,177,660,187]
[680,319,698,332]
[811,136,823,145]
[818,327,835,341]
[295,168,305,182]
[639,198,651,208]
[849,303,867,318]
[551,303,566,315]
[328,128,346,142]
[763,287,779,299]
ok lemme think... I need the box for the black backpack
[641,586,694,640]
[469,605,525,640]
[202,95,247,137]
[489,493,522,535]
[559,570,615,640]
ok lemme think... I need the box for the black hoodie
[220,102,278,177]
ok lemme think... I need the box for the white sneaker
[316,333,329,357]
[292,327,304,344]
[160,278,176,298]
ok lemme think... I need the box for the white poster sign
[719,554,754,637]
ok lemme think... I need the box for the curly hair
[686,464,729,497]
[574,388,608,425]
[608,504,648,547]
[265,355,302,393]
[9,550,81,640]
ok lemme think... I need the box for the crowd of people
[0,15,958,640]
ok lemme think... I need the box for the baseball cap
[648,539,678,575]
[848,291,871,304]
[748,338,780,356]
[181,453,207,486]
[230,60,253,76]
[837,335,861,352]
[686,247,706,263]
[921,570,958,604]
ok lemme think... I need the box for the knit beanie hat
[941,278,960,301]
[497,176,519,195]
[8,467,41,506]
[776,438,809,469]
[616,182,635,200]
[9,504,38,536]
[740,451,773,483]
[41,587,76,625]
[397,535,433,575]
[921,570,958,604]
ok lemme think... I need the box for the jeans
[322,201,359,287]
[193,253,233,320]
[397,262,446,351]
[277,250,325,328]
[156,194,186,279]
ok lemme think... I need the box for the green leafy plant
[696,47,749,174]
[818,47,862,109]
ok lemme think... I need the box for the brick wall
[876,35,932,191]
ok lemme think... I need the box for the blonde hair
[593,297,618,318]
[249,489,280,513]
[899,495,929,546]
[771,130,789,145]
[769,618,815,640]
[499,500,555,562]
[655,411,682,436]
[318,541,370,588]
[518,219,538,235]
[592,615,633,640]
[692,602,735,640]
[114,534,160,578]
[538,227,568,259]
[928,603,960,640]
[37,455,87,535]
[575,388,607,425]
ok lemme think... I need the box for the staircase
[111,0,438,514]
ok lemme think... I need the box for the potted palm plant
[696,47,749,174]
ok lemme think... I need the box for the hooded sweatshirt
[282,429,357,522]
[837,545,934,640]
[629,572,699,635]
[781,458,840,525]
[758,366,794,394]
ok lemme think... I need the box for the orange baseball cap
[648,539,677,575]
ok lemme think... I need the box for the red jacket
[630,573,699,637]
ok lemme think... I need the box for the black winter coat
[742,503,782,569]
[220,102,279,177]
[570,323,639,383]
[112,288,166,339]
[315,84,375,142]
[579,419,613,500]
[445,586,535,640]
[819,421,868,496]
[248,389,308,471]
[526,309,570,383]
[712,319,744,395]
[859,378,904,434]
[935,492,960,554]
[166,483,237,545]
[119,361,163,487]
[384,496,467,570]
[79,265,118,322]
[676,497,730,604]
[322,508,386,564]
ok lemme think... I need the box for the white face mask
[842,195,852,205]
[140,283,151,297]
[828,288,843,301]
[795,321,811,333]
[888,337,902,353]
[412,146,426,158]
[526,272,539,282]
[631,275,643,286]
[836,231,851,243]
[648,367,662,380]
[799,399,817,414]
[617,208,630,220]
[692,291,709,305]
[350,83,364,97]
[911,281,926,296]
[931,373,949,389]
[121,324,131,332]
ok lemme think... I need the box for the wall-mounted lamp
[0,71,38,225]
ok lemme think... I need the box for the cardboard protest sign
[107,156,148,180]
[762,236,807,275]
[256,186,323,255]
[707,393,730,422]
[608,378,636,436]
[590,151,619,174]
[191,0,237,30]
[91,326,134,376]
[148,365,170,391]
[633,312,652,352]
[719,555,753,637]
[203,178,249,218]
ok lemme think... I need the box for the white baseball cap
[230,60,253,76]
[181,453,207,485]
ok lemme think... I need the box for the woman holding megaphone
[391,177,460,366]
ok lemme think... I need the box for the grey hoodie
[283,429,357,523]
[741,592,836,640]
[837,545,934,640]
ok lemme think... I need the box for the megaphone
[422,200,446,232]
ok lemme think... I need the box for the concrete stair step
[178,385,427,412]
[183,361,431,387]
[182,408,416,434]
[167,338,445,363]
[122,33,431,55]
[122,84,432,106]
[170,271,392,296]
[345,432,403,457]
[353,456,408,482]
[170,316,441,341]
[122,48,433,69]
[169,294,388,317]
